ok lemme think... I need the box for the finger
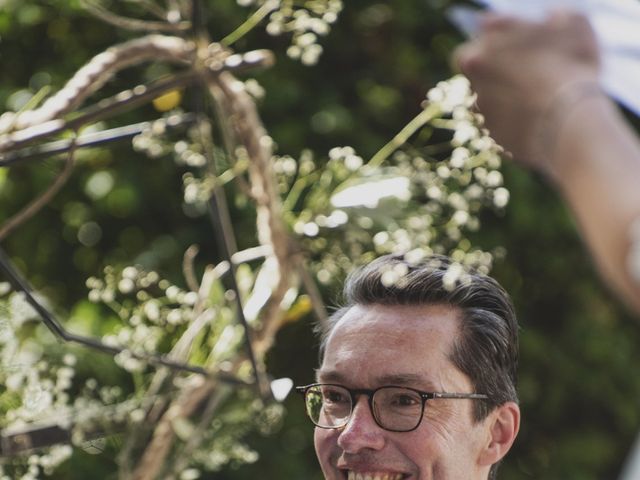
[545,8,597,45]
[546,8,590,27]
[479,12,532,32]
[479,12,517,30]
[452,42,483,76]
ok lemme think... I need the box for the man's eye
[322,389,347,403]
[392,394,419,407]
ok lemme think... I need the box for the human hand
[454,10,602,172]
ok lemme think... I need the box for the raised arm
[454,11,640,313]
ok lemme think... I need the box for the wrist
[530,79,608,182]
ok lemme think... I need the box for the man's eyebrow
[376,373,437,389]
[314,370,438,390]
[315,369,345,383]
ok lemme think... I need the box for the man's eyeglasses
[296,383,488,433]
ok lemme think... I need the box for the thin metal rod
[0,113,196,166]
[0,422,108,456]
[196,113,265,397]
[0,245,248,383]
[192,0,206,37]
[0,71,202,154]
[186,0,267,397]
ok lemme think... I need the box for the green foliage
[0,1,639,479]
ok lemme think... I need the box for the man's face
[314,303,496,480]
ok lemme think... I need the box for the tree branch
[81,0,191,32]
[0,48,273,154]
[0,136,77,241]
[0,35,196,135]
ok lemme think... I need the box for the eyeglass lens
[304,385,424,431]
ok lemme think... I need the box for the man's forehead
[318,303,468,390]
[330,303,461,338]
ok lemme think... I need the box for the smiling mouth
[345,471,406,480]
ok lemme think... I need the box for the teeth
[347,472,403,480]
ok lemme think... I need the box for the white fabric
[620,430,640,480]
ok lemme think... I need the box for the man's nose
[336,396,385,453]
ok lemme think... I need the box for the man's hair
[317,253,519,423]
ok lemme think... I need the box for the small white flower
[180,468,201,480]
[301,44,323,65]
[286,45,302,59]
[493,187,510,208]
[118,278,135,294]
[485,170,503,187]
[296,32,317,48]
[450,147,470,168]
[183,291,199,306]
[303,222,320,237]
[100,289,115,303]
[167,309,183,325]
[63,354,77,366]
[442,263,464,291]
[344,154,363,171]
[122,266,139,280]
[452,210,470,226]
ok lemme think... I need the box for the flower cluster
[86,265,216,371]
[277,76,508,288]
[0,291,83,478]
[0,445,73,480]
[0,258,285,477]
[131,115,254,219]
[132,114,208,167]
[238,0,343,65]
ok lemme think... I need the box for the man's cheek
[315,429,339,476]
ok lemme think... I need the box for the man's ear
[477,401,521,467]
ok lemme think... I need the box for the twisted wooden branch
[0,48,273,155]
[128,55,296,480]
[0,35,196,135]
[0,12,312,480]
[212,71,297,356]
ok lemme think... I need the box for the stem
[221,0,279,46]
[183,245,201,293]
[283,171,320,211]
[125,0,168,20]
[368,103,442,168]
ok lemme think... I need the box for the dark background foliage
[1,1,639,479]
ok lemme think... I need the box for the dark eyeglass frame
[295,383,489,433]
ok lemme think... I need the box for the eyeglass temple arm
[431,392,489,400]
